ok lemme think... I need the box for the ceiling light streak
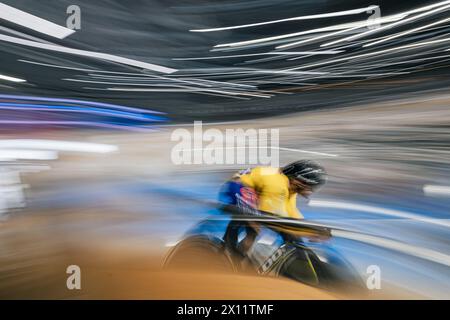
[105,87,272,98]
[333,52,450,71]
[423,185,450,197]
[0,34,176,73]
[0,3,74,39]
[0,26,56,44]
[290,45,445,74]
[177,68,328,76]
[309,199,450,228]
[179,78,257,89]
[210,34,325,53]
[404,0,450,15]
[86,74,208,85]
[173,50,344,61]
[18,59,189,89]
[84,87,252,100]
[214,15,406,49]
[276,15,407,50]
[87,73,257,89]
[332,230,450,267]
[316,72,411,78]
[364,17,450,47]
[214,22,367,48]
[0,149,58,161]
[18,59,122,74]
[0,140,118,154]
[296,61,450,92]
[285,37,450,71]
[322,3,450,47]
[239,54,303,65]
[251,80,317,86]
[190,6,379,32]
[63,78,260,93]
[0,74,26,83]
[277,28,360,50]
[63,78,196,86]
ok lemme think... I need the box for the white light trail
[276,14,406,49]
[0,25,55,45]
[173,50,344,61]
[0,149,58,160]
[0,74,26,83]
[405,0,450,15]
[332,230,450,267]
[85,87,253,100]
[214,22,368,48]
[177,68,328,76]
[214,15,405,49]
[105,87,273,98]
[87,73,257,89]
[322,2,450,47]
[17,59,252,90]
[191,6,379,32]
[364,17,450,47]
[285,37,450,71]
[277,28,360,50]
[309,200,450,228]
[0,3,74,39]
[423,185,450,197]
[277,147,338,157]
[0,140,118,154]
[181,146,338,157]
[63,78,176,86]
[0,34,177,74]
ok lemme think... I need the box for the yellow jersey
[238,166,303,219]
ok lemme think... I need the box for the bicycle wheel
[163,235,236,273]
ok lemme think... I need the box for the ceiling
[1,0,450,125]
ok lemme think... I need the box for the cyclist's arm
[239,168,259,190]
[287,193,304,219]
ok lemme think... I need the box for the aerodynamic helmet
[281,160,327,188]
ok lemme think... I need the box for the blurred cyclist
[220,160,327,218]
[219,160,327,258]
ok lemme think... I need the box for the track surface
[1,96,449,299]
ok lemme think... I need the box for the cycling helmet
[282,160,327,188]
